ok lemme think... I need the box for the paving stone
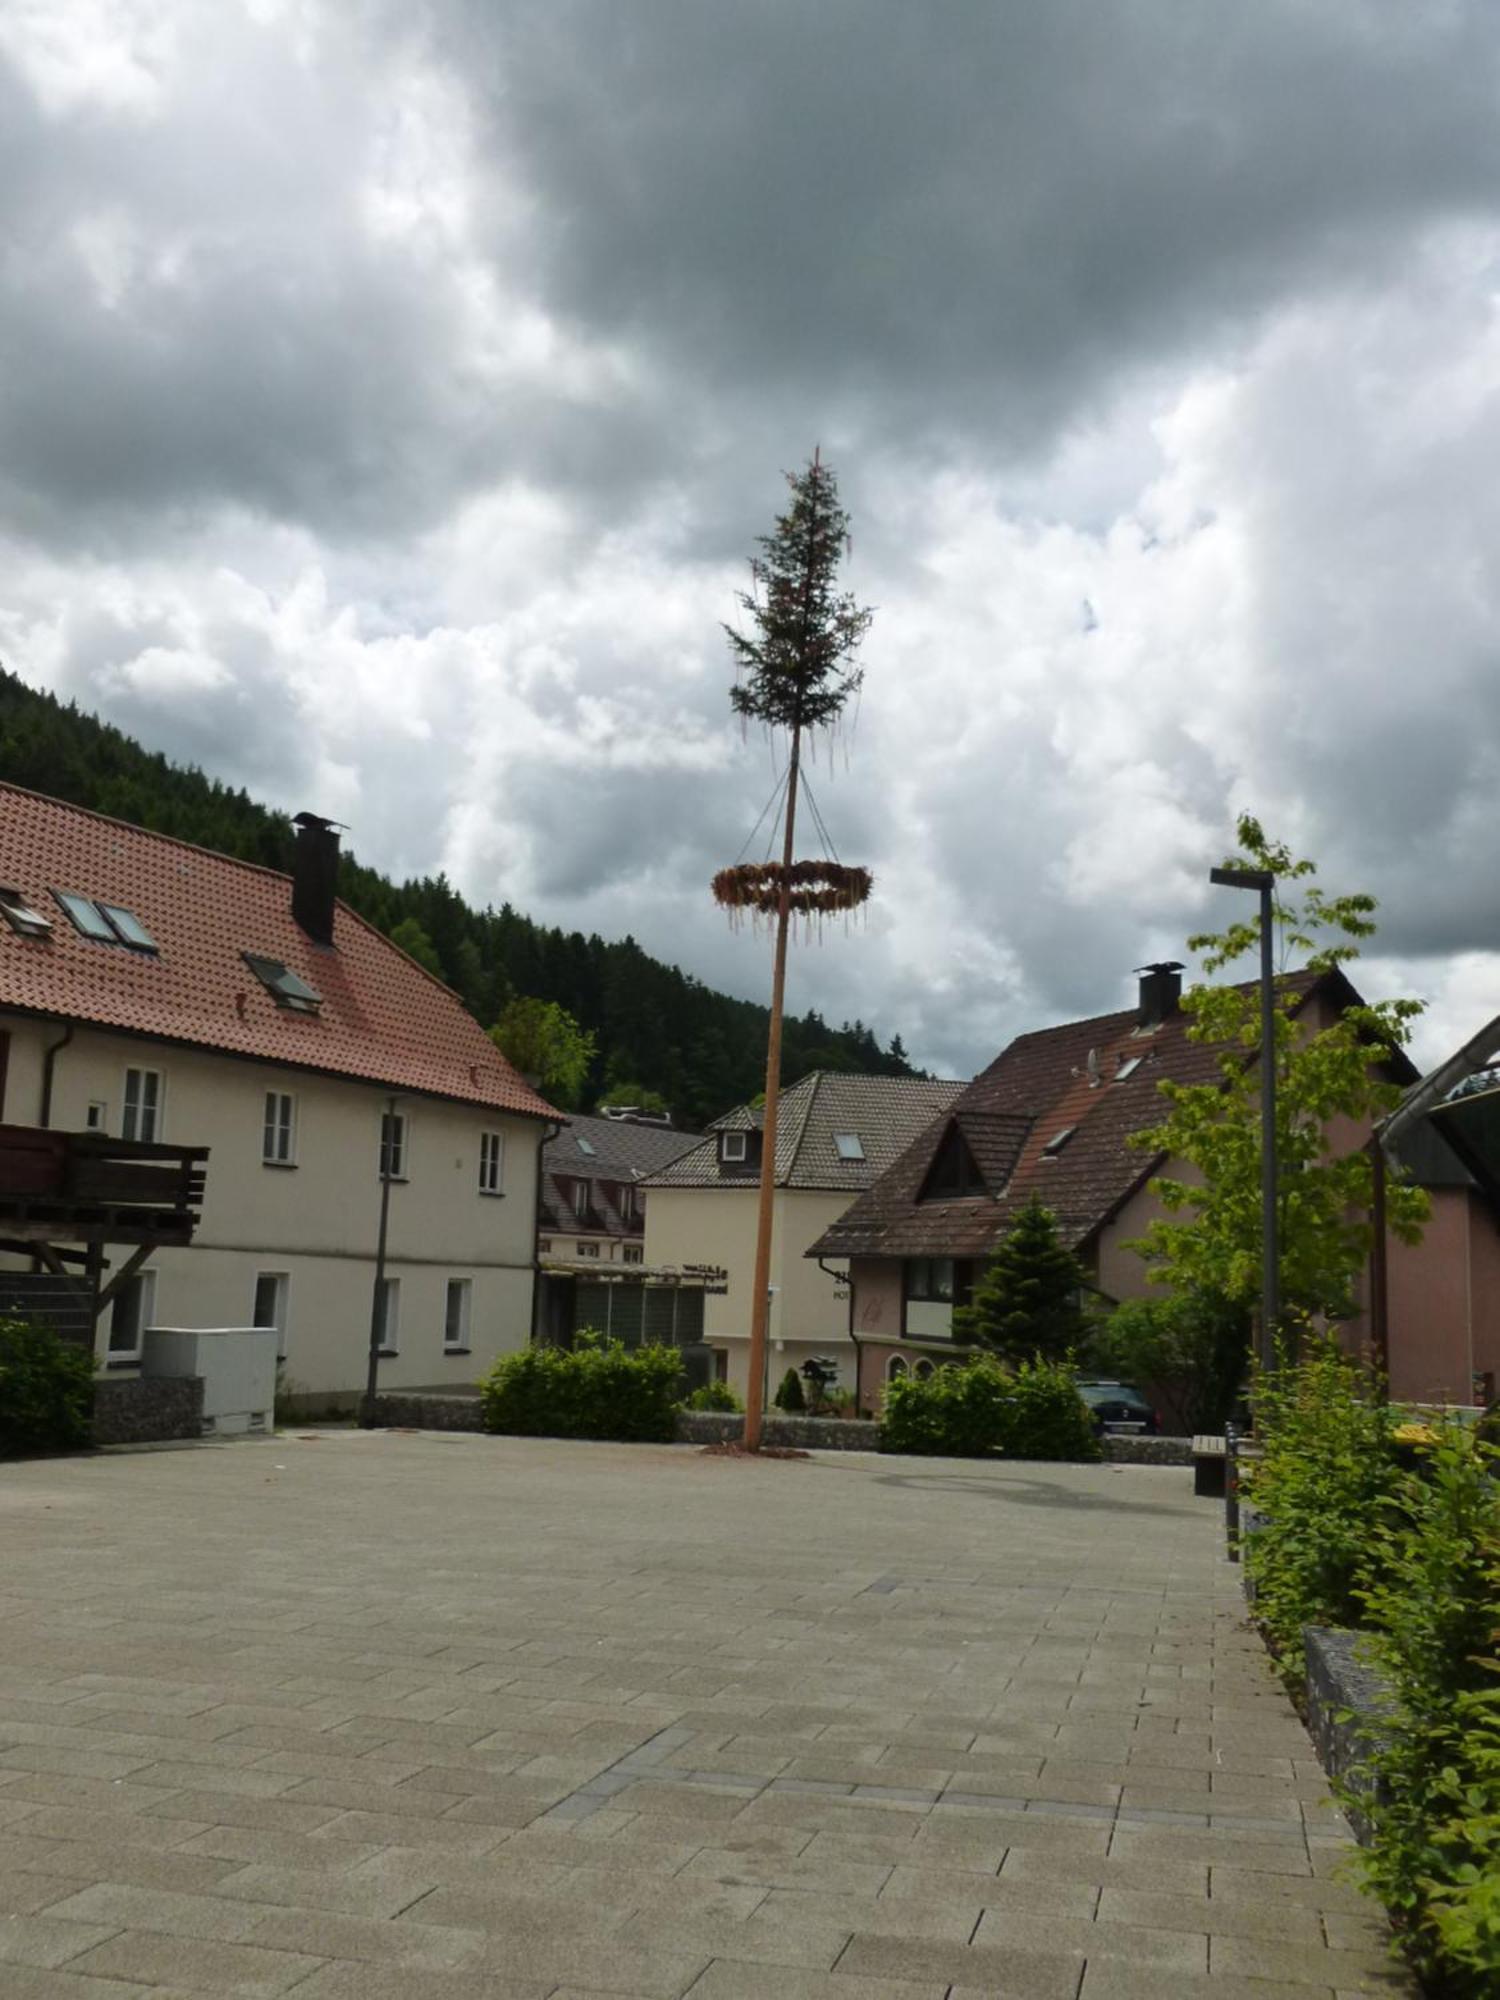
[683,1964,947,2000]
[1209,1936,1409,1990]
[834,1931,1086,1997]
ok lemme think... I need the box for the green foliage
[881,1356,1099,1462]
[0,667,915,1129]
[1086,1288,1250,1432]
[0,1318,95,1455]
[1131,814,1428,1325]
[726,454,872,734]
[686,1380,742,1412]
[599,1083,672,1119]
[490,998,598,1110]
[479,1336,683,1442]
[1351,1425,1500,1994]
[388,917,445,979]
[773,1367,806,1413]
[953,1198,1089,1362]
[1241,1339,1398,1676]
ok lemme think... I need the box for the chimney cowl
[292,812,341,947]
[1135,960,1184,1031]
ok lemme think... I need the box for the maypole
[715,451,873,1448]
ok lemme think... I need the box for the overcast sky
[4,0,1500,1079]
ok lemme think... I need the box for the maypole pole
[714,451,873,1449]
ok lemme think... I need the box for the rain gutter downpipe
[39,1021,75,1129]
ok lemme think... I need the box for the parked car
[1077,1380,1160,1435]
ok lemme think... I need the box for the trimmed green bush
[686,1380,742,1412]
[1241,1338,1398,1676]
[1352,1423,1500,1995]
[773,1367,805,1412]
[880,1355,1099,1461]
[480,1335,683,1442]
[0,1317,95,1455]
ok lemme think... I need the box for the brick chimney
[1136,961,1184,1030]
[291,812,340,947]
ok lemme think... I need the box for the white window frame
[886,1353,908,1383]
[85,1100,107,1132]
[576,1240,600,1258]
[622,1244,644,1265]
[721,1129,748,1163]
[262,1090,297,1166]
[443,1277,472,1352]
[572,1178,590,1219]
[478,1129,504,1196]
[375,1276,400,1355]
[108,1268,157,1362]
[252,1271,290,1359]
[122,1067,163,1143]
[379,1110,408,1181]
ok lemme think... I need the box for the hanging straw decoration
[712,860,872,934]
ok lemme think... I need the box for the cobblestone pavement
[0,1431,1412,1998]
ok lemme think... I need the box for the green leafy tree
[1086,1288,1251,1432]
[1132,815,1428,1326]
[599,1082,672,1118]
[490,998,597,1109]
[954,1197,1089,1362]
[389,917,445,980]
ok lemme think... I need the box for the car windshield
[1078,1383,1150,1409]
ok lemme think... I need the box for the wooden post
[743,725,802,1451]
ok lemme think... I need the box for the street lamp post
[1209,866,1279,1373]
[360,1093,400,1429]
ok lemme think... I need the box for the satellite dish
[1087,1047,1101,1088]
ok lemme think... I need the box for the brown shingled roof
[0,782,559,1119]
[808,969,1370,1264]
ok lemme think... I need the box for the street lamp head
[1210,866,1275,891]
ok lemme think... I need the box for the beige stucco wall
[0,1013,541,1395]
[642,1184,855,1395]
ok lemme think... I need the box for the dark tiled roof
[540,1114,701,1237]
[0,783,558,1119]
[643,1072,964,1191]
[808,970,1370,1263]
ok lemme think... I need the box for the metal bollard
[1224,1421,1241,1562]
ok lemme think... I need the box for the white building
[0,785,559,1403]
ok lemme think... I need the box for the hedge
[880,1355,1099,1461]
[479,1335,683,1442]
[0,1317,95,1456]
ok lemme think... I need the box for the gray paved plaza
[0,1431,1410,1998]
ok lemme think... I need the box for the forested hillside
[0,669,915,1126]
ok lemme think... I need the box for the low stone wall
[1304,1625,1393,1843]
[369,1392,486,1432]
[1101,1433,1194,1466]
[93,1374,204,1447]
[673,1411,881,1451]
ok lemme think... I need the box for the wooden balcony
[0,1125,208,1247]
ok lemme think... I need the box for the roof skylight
[576,1135,597,1155]
[243,952,323,1013]
[834,1132,865,1160]
[1114,1056,1144,1082]
[0,889,52,938]
[1042,1126,1076,1156]
[53,891,157,951]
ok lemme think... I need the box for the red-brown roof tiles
[0,783,558,1120]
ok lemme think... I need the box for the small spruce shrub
[1240,1338,1398,1676]
[0,1317,95,1456]
[1352,1423,1500,1995]
[686,1380,742,1412]
[773,1367,805,1412]
[479,1334,683,1442]
[881,1355,1098,1462]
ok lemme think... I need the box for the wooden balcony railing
[0,1125,208,1246]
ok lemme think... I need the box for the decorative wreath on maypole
[712,860,872,931]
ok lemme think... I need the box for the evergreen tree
[388,917,445,980]
[954,1198,1089,1363]
[773,1367,806,1412]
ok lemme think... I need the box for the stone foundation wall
[673,1411,881,1451]
[369,1393,487,1431]
[93,1375,204,1447]
[1101,1434,1194,1466]
[1303,1625,1393,1843]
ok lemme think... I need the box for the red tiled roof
[0,784,559,1120]
[808,970,1369,1264]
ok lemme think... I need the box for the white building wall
[0,1014,542,1397]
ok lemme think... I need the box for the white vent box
[141,1326,278,1436]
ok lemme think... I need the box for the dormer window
[919,1123,986,1200]
[721,1130,749,1163]
[0,889,52,938]
[243,952,322,1013]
